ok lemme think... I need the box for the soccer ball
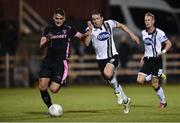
[48,104,63,117]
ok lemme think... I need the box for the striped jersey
[89,20,118,60]
[142,28,168,57]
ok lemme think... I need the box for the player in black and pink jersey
[38,8,82,111]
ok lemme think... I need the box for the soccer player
[38,8,82,112]
[83,10,140,114]
[137,12,172,108]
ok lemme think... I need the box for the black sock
[40,90,52,108]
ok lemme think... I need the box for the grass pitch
[0,84,180,122]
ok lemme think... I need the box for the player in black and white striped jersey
[137,12,172,109]
[83,10,140,114]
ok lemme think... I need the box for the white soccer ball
[48,104,63,117]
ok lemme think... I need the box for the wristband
[162,49,167,54]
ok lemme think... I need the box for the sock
[109,76,119,93]
[158,69,163,77]
[40,90,52,108]
[154,86,166,103]
[109,76,128,103]
[145,74,152,81]
[118,84,128,103]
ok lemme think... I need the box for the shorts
[39,57,68,85]
[139,56,162,76]
[97,55,119,80]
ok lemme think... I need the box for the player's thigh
[51,60,67,84]
[103,55,119,78]
[104,63,115,78]
[137,72,146,84]
[39,58,51,90]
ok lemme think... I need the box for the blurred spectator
[0,19,19,55]
[174,37,180,53]
[118,35,132,69]
[0,20,19,87]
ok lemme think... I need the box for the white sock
[109,76,128,103]
[145,74,152,81]
[109,76,120,93]
[156,86,166,103]
[158,69,163,77]
[118,84,128,103]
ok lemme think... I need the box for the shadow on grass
[65,110,100,113]
[24,108,112,116]
[132,104,154,108]
[25,112,45,114]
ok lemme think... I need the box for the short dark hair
[54,8,65,16]
[91,10,103,17]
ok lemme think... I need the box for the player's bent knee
[104,73,113,80]
[151,81,159,89]
[39,80,48,90]
[50,84,60,93]
[151,82,159,88]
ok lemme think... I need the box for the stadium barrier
[0,53,180,87]
[68,54,180,78]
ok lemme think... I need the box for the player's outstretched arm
[116,22,140,45]
[81,21,93,46]
[81,31,92,46]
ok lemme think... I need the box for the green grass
[0,84,180,122]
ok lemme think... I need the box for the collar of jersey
[146,27,156,35]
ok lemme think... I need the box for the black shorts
[39,57,68,85]
[97,55,119,80]
[140,56,162,76]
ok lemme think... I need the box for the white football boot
[123,97,131,114]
